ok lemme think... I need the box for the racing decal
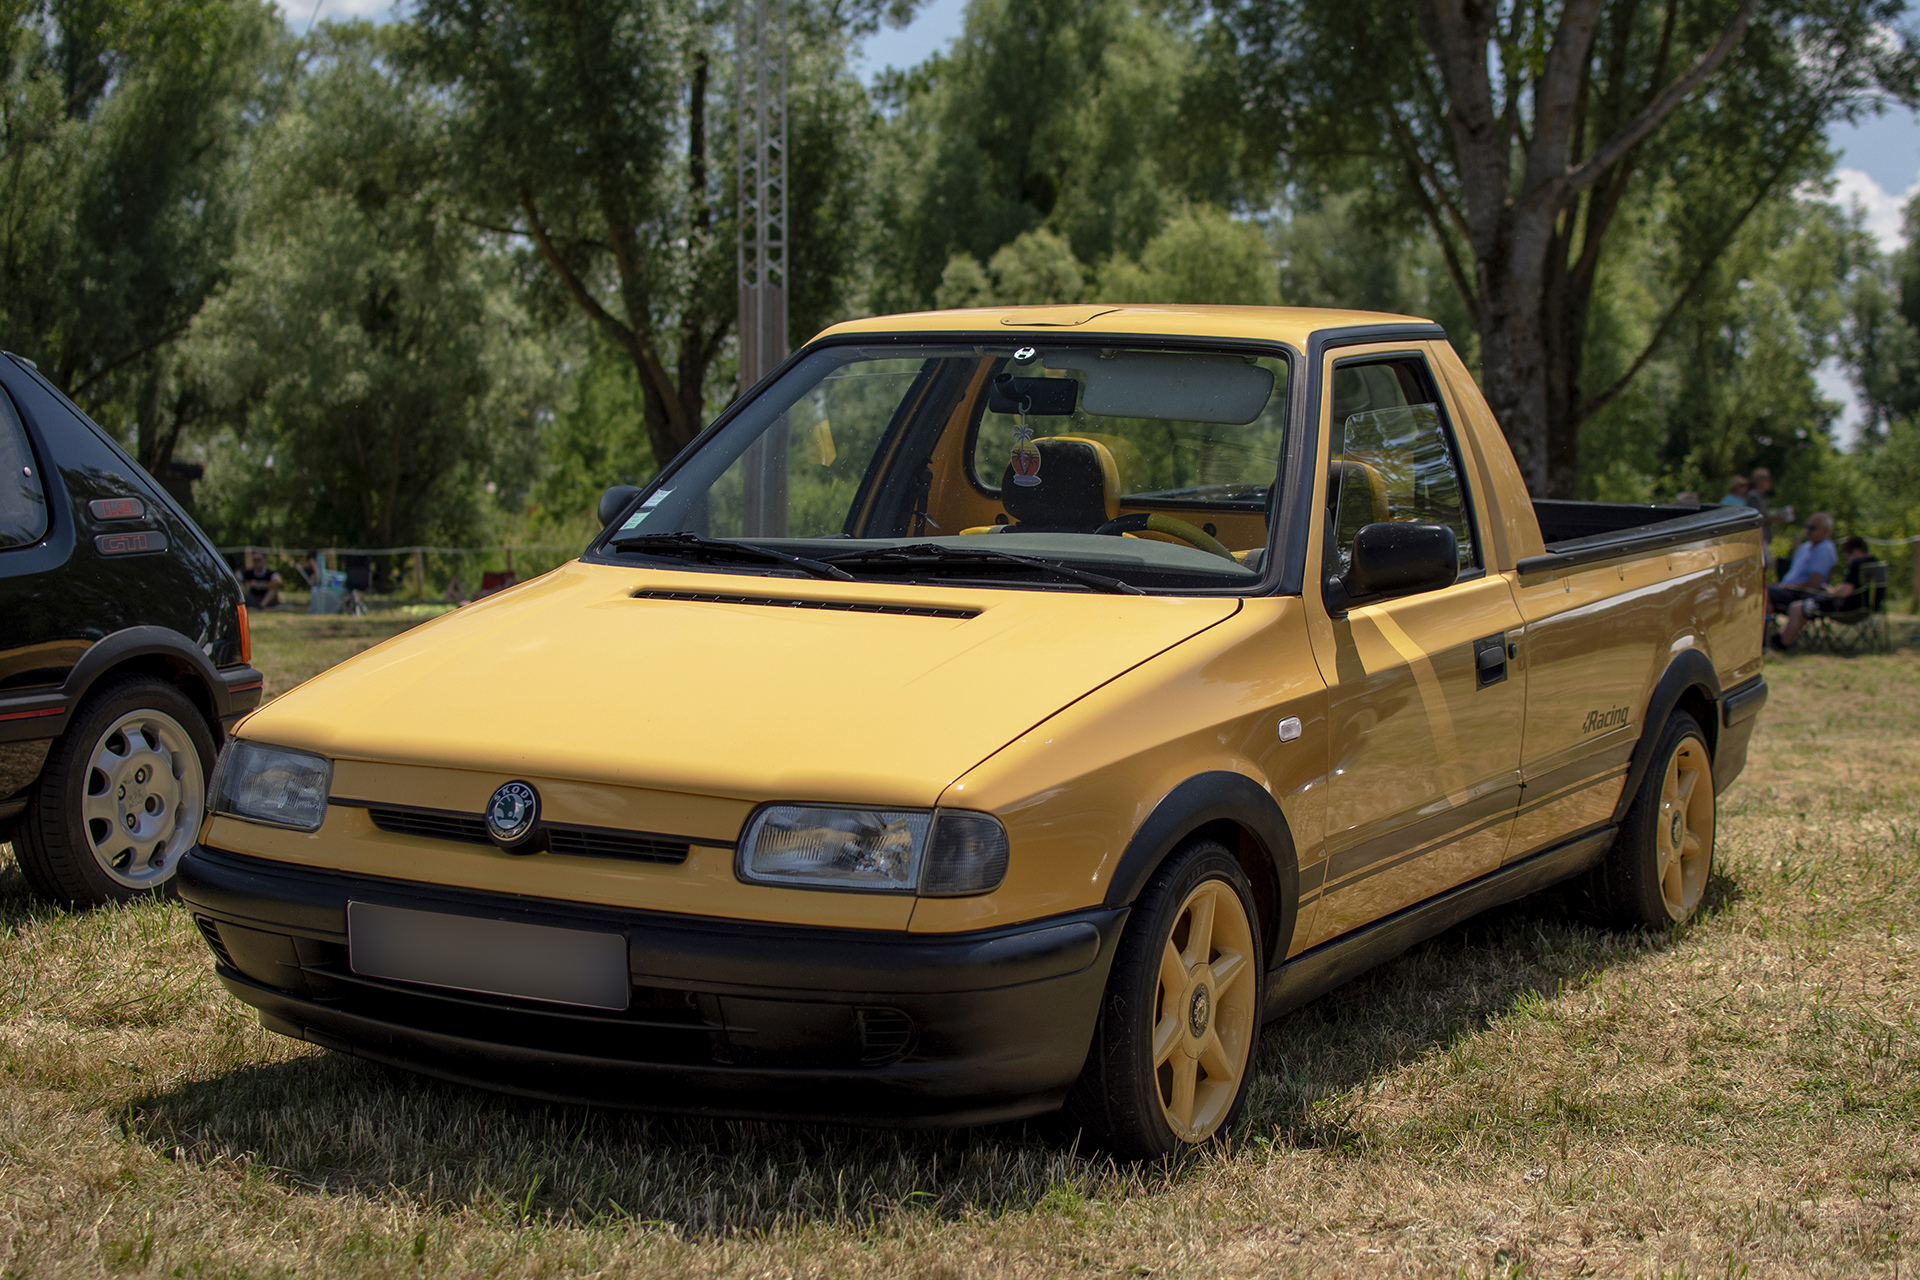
[88,497,144,520]
[93,530,167,556]
[1582,705,1630,733]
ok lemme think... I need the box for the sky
[293,0,1910,439]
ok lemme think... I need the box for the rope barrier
[1862,533,1920,547]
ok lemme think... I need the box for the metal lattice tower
[736,0,788,535]
[736,0,787,388]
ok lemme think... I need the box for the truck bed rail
[1518,501,1761,575]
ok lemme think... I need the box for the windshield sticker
[619,489,671,532]
[1010,423,1042,487]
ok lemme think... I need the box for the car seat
[994,437,1121,532]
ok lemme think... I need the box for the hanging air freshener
[1009,402,1042,488]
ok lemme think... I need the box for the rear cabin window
[0,388,47,549]
[1326,358,1477,577]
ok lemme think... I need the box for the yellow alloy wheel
[1656,734,1714,921]
[1152,878,1258,1143]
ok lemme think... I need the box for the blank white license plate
[347,901,630,1011]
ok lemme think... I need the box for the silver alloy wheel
[80,707,205,889]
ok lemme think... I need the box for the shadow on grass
[111,869,1739,1233]
[1241,871,1740,1150]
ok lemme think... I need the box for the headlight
[210,741,332,832]
[737,805,1009,896]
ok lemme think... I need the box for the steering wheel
[1094,512,1238,561]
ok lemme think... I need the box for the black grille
[546,826,689,864]
[633,589,977,620]
[194,916,235,969]
[368,808,490,845]
[856,1006,915,1065]
[363,804,690,863]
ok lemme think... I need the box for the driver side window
[1326,359,1477,577]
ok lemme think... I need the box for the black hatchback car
[0,352,261,906]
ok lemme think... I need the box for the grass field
[1,616,1916,1277]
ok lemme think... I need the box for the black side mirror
[597,484,642,528]
[1325,521,1457,613]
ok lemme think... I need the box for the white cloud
[1830,166,1918,252]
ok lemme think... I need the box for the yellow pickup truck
[181,305,1767,1158]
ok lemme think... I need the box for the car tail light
[237,602,251,665]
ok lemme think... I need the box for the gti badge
[485,781,540,847]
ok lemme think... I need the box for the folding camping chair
[342,554,373,617]
[1801,560,1891,655]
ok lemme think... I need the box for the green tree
[189,22,546,551]
[1098,206,1278,305]
[408,0,884,468]
[1577,192,1854,505]
[1223,0,1918,496]
[870,0,1248,309]
[0,0,278,474]
[1842,195,1920,433]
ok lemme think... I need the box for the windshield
[600,341,1294,593]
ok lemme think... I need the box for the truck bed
[1521,499,1763,574]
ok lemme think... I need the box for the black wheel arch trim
[58,626,262,738]
[1612,648,1721,826]
[1101,770,1299,964]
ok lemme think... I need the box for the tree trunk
[1474,246,1554,495]
[1409,0,1758,498]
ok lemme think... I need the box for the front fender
[1101,771,1299,966]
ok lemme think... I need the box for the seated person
[239,551,282,609]
[1776,536,1875,649]
[1766,512,1836,617]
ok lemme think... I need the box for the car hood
[243,562,1240,807]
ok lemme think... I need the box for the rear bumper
[1714,674,1767,793]
[178,844,1126,1126]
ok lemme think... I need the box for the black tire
[1063,840,1266,1160]
[1588,711,1715,929]
[14,676,217,908]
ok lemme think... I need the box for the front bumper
[178,845,1126,1126]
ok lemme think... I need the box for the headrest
[1329,459,1390,524]
[1000,437,1120,531]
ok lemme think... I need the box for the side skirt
[1263,826,1615,1021]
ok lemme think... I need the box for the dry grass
[0,619,1916,1276]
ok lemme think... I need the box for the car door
[1300,350,1526,948]
[0,378,71,804]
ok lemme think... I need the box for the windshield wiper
[823,543,1145,595]
[608,532,854,581]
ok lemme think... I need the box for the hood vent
[632,589,977,620]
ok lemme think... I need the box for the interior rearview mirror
[598,484,642,528]
[1326,521,1457,612]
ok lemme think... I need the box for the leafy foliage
[187,23,546,551]
[0,0,277,473]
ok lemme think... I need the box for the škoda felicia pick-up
[181,305,1767,1158]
